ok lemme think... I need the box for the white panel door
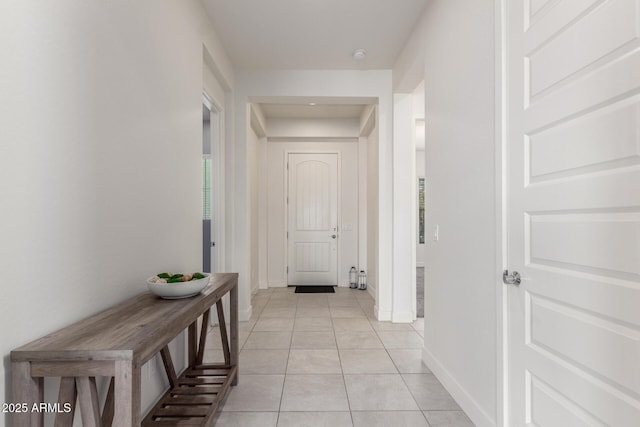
[287,153,338,286]
[506,1,640,425]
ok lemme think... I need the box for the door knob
[330,234,337,239]
[503,270,521,285]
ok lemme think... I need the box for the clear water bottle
[358,270,367,290]
[349,267,357,289]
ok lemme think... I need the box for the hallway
[205,287,474,426]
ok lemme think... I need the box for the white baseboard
[258,281,268,290]
[268,281,286,288]
[375,305,391,321]
[239,305,253,322]
[366,285,376,300]
[392,311,415,323]
[422,346,495,427]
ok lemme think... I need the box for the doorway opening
[416,118,425,318]
[202,94,222,273]
[414,84,426,320]
[250,98,376,297]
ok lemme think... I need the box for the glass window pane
[202,158,211,220]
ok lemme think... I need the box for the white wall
[257,137,269,291]
[249,104,269,292]
[234,70,393,320]
[392,93,417,322]
[268,118,360,139]
[266,135,360,288]
[0,1,234,424]
[248,125,260,294]
[394,0,498,426]
[363,107,379,301]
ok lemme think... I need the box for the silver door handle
[503,270,521,285]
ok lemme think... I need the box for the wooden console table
[11,273,238,426]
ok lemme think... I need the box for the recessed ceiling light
[309,102,317,106]
[352,48,367,60]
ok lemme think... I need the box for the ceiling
[202,0,429,70]
[260,103,365,119]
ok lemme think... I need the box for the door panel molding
[284,150,341,287]
[505,0,640,425]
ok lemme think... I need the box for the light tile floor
[207,287,475,427]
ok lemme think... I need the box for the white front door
[506,1,640,425]
[287,153,338,286]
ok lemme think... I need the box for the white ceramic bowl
[147,273,211,299]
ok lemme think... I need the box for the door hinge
[286,266,289,274]
[287,231,289,239]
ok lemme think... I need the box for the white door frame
[202,91,225,275]
[495,0,508,425]
[284,149,342,287]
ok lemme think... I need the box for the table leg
[76,377,102,427]
[196,309,210,365]
[216,301,230,366]
[54,377,76,427]
[188,321,197,367]
[11,361,43,427]
[230,283,239,385]
[160,346,178,388]
[113,361,140,427]
[101,378,114,427]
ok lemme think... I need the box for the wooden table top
[11,273,238,365]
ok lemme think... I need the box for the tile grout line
[279,288,297,422]
[331,309,355,425]
[243,287,457,426]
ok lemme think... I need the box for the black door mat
[294,286,335,293]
